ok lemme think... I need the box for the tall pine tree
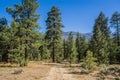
[90,12,110,65]
[110,12,120,46]
[110,12,120,63]
[6,0,40,66]
[67,32,77,66]
[0,17,9,62]
[45,6,64,62]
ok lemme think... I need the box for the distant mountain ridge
[62,32,92,40]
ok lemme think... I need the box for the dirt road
[42,64,77,80]
[41,63,97,80]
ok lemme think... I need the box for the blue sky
[0,0,120,33]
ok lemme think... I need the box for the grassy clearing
[0,62,120,80]
[0,61,51,80]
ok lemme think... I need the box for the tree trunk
[78,52,81,63]
[24,11,30,64]
[25,40,28,61]
[52,42,55,62]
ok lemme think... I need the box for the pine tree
[6,0,40,66]
[29,32,41,61]
[63,39,68,60]
[21,0,40,65]
[110,12,120,63]
[90,12,110,65]
[0,17,24,63]
[7,21,21,63]
[39,37,50,60]
[45,6,64,62]
[76,32,88,62]
[110,12,120,46]
[67,32,77,66]
[0,17,9,62]
[82,50,97,71]
[6,4,26,64]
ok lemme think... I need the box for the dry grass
[65,64,97,80]
[0,61,51,80]
[0,62,19,67]
[0,62,120,80]
[65,64,120,80]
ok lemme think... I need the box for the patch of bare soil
[0,62,51,80]
[41,66,78,80]
[41,63,97,80]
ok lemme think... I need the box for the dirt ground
[0,62,51,80]
[0,62,119,80]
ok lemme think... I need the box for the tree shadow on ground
[65,71,81,75]
[65,70,89,75]
[43,63,58,66]
[62,65,81,68]
[43,63,65,67]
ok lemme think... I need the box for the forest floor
[0,61,120,80]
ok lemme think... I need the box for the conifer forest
[0,0,120,80]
